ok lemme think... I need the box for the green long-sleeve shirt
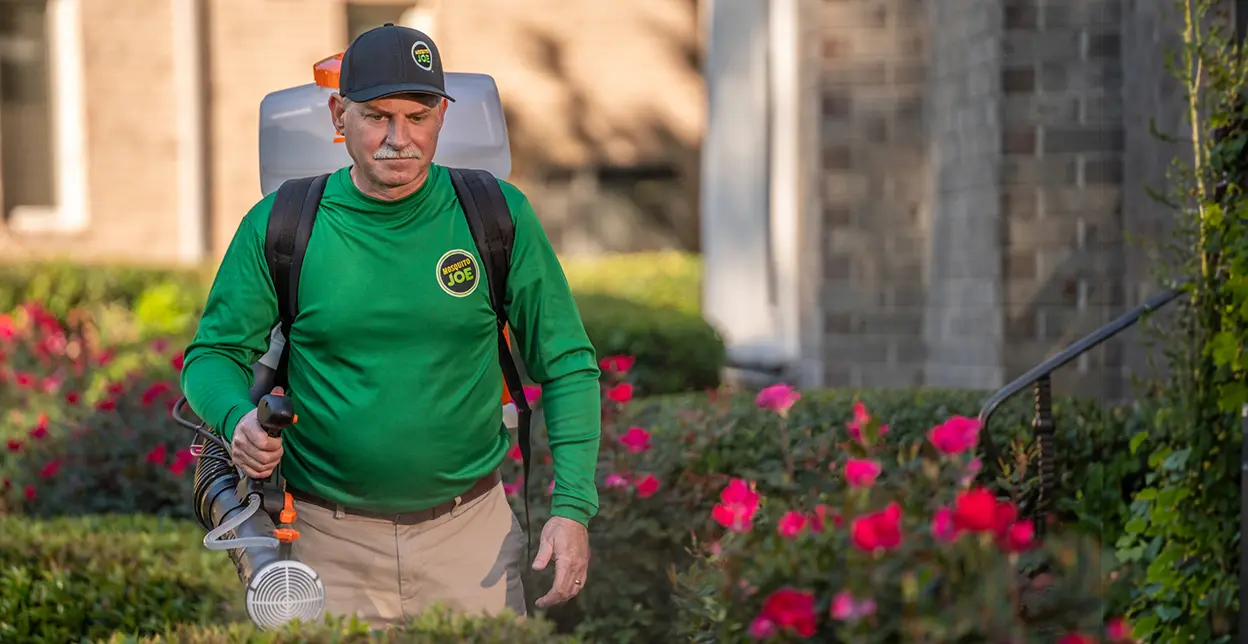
[180,164,602,525]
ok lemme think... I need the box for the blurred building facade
[0,0,1194,401]
[0,0,705,264]
[701,0,1186,400]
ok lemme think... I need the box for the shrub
[670,398,1136,642]
[0,514,245,642]
[0,262,208,338]
[99,606,576,643]
[0,514,569,644]
[0,302,194,518]
[507,369,1142,643]
[576,293,725,395]
[0,255,723,395]
[561,250,702,315]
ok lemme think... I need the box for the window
[0,0,87,232]
[0,0,55,220]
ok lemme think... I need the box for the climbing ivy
[1116,1,1248,641]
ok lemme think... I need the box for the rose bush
[0,302,195,518]
[671,399,1138,642]
[505,368,1145,643]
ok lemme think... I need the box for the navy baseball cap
[339,23,455,103]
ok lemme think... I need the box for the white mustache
[374,145,422,160]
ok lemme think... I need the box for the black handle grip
[256,393,296,438]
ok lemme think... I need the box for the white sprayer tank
[258,54,512,196]
[254,54,520,427]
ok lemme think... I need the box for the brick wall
[0,0,701,264]
[923,0,1006,390]
[819,0,929,388]
[205,0,346,260]
[433,0,704,255]
[814,0,1180,400]
[1121,0,1188,381]
[997,0,1127,399]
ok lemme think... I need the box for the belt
[286,469,501,525]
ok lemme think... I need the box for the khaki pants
[289,480,527,629]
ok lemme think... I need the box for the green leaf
[1155,604,1183,622]
[1130,431,1150,454]
[1208,331,1240,367]
[1162,448,1190,471]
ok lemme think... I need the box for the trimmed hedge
[0,514,244,642]
[0,253,724,395]
[561,250,701,314]
[0,515,571,643]
[99,607,576,643]
[575,293,724,395]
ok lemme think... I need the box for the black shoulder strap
[447,167,534,556]
[264,173,330,392]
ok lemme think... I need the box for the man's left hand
[532,516,590,608]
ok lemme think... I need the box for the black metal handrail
[977,282,1188,528]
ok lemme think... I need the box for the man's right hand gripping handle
[231,386,294,479]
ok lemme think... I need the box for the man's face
[330,92,449,191]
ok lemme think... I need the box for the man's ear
[328,93,346,134]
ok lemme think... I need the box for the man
[179,24,602,628]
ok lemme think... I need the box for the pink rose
[846,400,890,442]
[711,478,762,533]
[755,383,801,415]
[747,616,777,639]
[619,426,652,453]
[1107,617,1133,641]
[844,458,881,488]
[605,473,630,488]
[931,507,959,542]
[634,473,661,498]
[776,510,808,538]
[850,502,902,551]
[928,415,981,455]
[606,383,633,404]
[830,590,877,622]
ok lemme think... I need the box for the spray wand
[172,391,325,629]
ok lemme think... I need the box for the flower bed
[672,390,1136,642]
[0,300,1145,642]
[504,365,1146,643]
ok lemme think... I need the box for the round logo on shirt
[437,249,479,297]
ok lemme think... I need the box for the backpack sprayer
[168,49,517,631]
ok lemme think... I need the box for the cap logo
[411,41,434,71]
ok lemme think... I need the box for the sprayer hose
[192,433,242,531]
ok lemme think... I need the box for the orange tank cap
[313,53,344,89]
